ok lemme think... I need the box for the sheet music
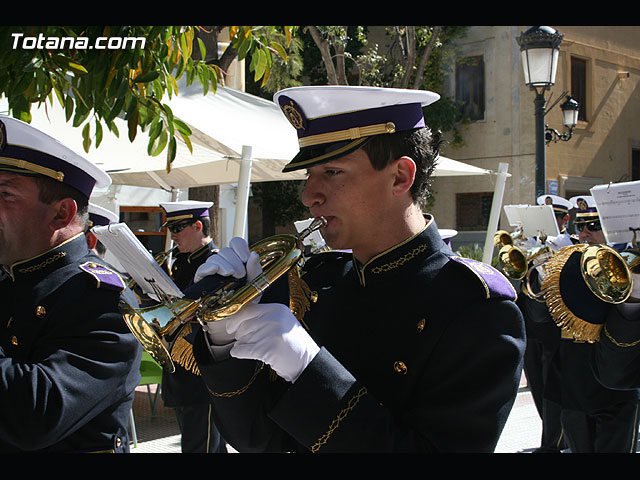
[503,205,559,238]
[591,180,640,244]
[503,205,527,226]
[92,222,183,298]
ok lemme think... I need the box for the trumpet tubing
[120,217,327,372]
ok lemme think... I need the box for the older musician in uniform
[157,201,227,453]
[0,116,141,452]
[188,86,526,453]
[517,194,573,452]
[544,196,640,452]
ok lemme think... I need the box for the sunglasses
[575,221,602,233]
[168,221,194,234]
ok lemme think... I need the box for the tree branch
[305,26,339,85]
[412,26,442,90]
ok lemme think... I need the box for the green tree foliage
[0,26,294,172]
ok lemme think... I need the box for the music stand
[591,180,640,245]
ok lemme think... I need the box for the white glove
[198,237,263,344]
[194,237,262,283]
[205,319,237,346]
[224,303,320,383]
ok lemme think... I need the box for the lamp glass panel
[521,48,559,86]
[563,106,579,128]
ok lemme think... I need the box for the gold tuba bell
[540,242,634,342]
[119,217,327,372]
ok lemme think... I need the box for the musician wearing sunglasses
[189,86,525,453]
[157,201,227,453]
[0,117,141,452]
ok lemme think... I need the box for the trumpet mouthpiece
[298,217,327,240]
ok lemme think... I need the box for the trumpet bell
[494,229,522,249]
[498,245,528,280]
[121,300,183,373]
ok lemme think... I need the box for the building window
[633,149,640,181]
[456,55,485,121]
[456,192,493,231]
[571,56,587,122]
[119,206,168,255]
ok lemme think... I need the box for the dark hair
[94,239,107,257]
[199,216,211,237]
[33,175,89,223]
[362,127,442,208]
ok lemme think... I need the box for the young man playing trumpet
[190,86,526,453]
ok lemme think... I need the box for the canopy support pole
[233,145,253,239]
[482,162,510,265]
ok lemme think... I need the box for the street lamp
[517,26,574,199]
[545,95,579,144]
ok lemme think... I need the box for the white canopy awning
[1,85,493,190]
[1,87,496,243]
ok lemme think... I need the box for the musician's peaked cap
[569,195,599,223]
[537,194,572,214]
[88,203,118,227]
[0,115,111,199]
[439,229,458,247]
[274,86,440,173]
[160,200,213,228]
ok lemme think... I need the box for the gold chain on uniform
[371,244,428,274]
[310,386,368,453]
[206,363,265,398]
[603,324,640,348]
[17,252,66,273]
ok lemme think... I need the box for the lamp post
[517,26,566,199]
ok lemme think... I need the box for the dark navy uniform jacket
[193,218,526,452]
[162,241,216,407]
[0,234,142,452]
[592,303,640,390]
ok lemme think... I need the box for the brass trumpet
[494,228,552,282]
[120,217,327,372]
[493,228,524,250]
